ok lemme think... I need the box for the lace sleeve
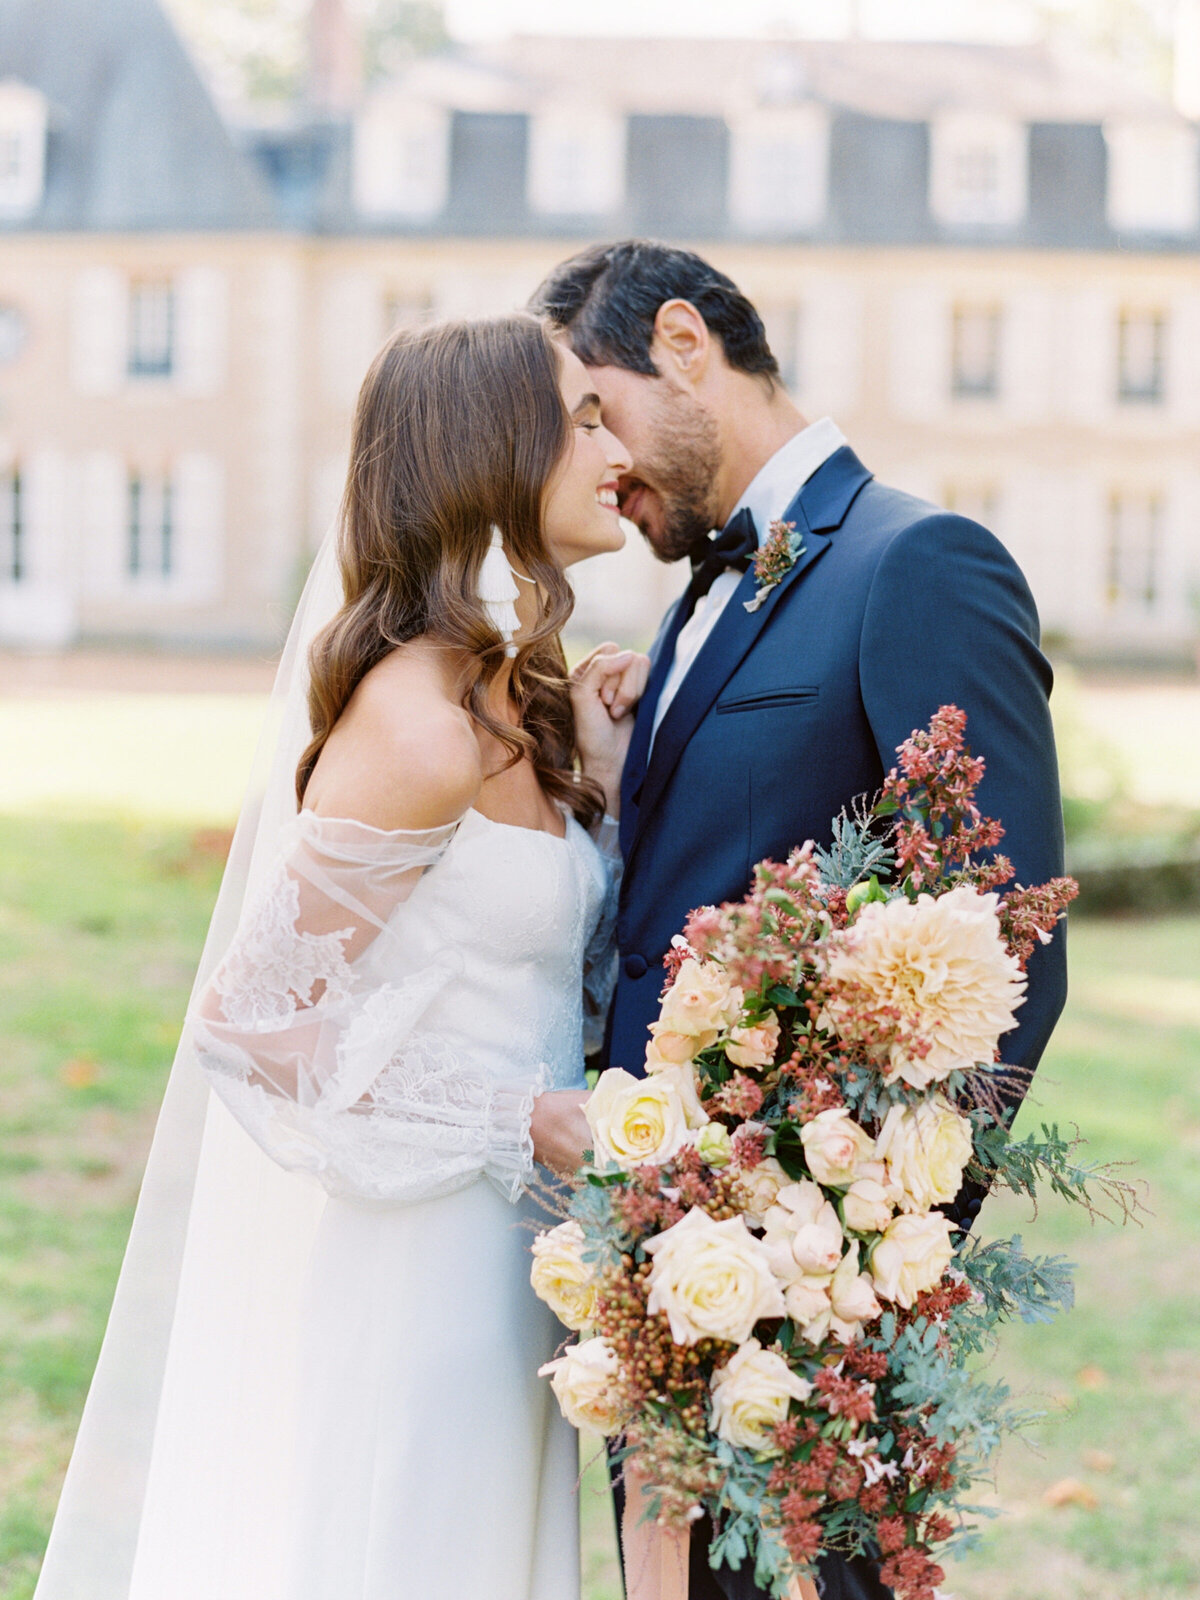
[582,815,622,1058]
[190,811,543,1205]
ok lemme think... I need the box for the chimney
[1177,0,1200,120]
[309,0,363,115]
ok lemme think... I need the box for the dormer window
[729,106,829,233]
[527,107,625,216]
[0,80,48,220]
[354,96,451,220]
[930,113,1028,228]
[1105,121,1200,236]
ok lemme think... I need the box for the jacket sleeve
[858,512,1069,1219]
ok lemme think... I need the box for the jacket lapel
[627,447,873,864]
[619,588,694,856]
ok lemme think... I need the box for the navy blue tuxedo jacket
[606,447,1067,1220]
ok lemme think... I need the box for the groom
[530,240,1067,1600]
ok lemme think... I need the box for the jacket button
[966,1197,982,1216]
[624,953,649,979]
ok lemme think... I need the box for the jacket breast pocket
[715,686,819,714]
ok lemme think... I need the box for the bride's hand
[571,642,651,815]
[530,1089,592,1176]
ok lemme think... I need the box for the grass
[1,816,1197,1599]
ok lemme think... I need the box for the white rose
[726,1012,781,1070]
[875,1097,974,1214]
[841,1173,897,1235]
[645,1028,697,1068]
[658,958,742,1047]
[644,1061,709,1130]
[827,1243,883,1342]
[645,1208,785,1346]
[530,1220,597,1332]
[710,1338,813,1453]
[694,1123,734,1168]
[870,1212,957,1309]
[733,1154,791,1228]
[800,1107,876,1188]
[763,1180,845,1276]
[539,1337,627,1434]
[586,1068,692,1169]
[783,1274,834,1335]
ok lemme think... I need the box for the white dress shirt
[650,417,846,743]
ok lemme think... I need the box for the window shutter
[1000,287,1054,422]
[888,286,949,422]
[797,278,861,419]
[72,268,127,395]
[1061,289,1118,424]
[81,451,127,596]
[174,453,224,602]
[176,267,230,397]
[320,272,382,408]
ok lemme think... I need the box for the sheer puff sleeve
[190,811,544,1205]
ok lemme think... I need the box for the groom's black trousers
[609,1460,895,1600]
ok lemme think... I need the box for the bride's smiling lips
[618,480,652,529]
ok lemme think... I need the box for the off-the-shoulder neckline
[295,804,574,845]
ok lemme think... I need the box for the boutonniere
[743,519,806,613]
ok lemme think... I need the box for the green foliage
[811,805,896,892]
[971,1118,1142,1221]
[955,1235,1075,1331]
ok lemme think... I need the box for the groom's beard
[620,391,722,565]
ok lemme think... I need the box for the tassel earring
[478,526,523,658]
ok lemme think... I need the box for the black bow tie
[689,507,758,598]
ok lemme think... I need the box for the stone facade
[0,1,1197,658]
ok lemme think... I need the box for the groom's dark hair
[529,239,780,384]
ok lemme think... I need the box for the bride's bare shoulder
[306,645,481,831]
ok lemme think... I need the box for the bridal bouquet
[532,707,1127,1600]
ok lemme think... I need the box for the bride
[34,313,647,1600]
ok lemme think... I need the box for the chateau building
[0,0,1197,660]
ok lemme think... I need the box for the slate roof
[0,0,273,230]
[0,4,1195,252]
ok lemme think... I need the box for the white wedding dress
[165,801,616,1600]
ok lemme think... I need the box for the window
[128,282,175,379]
[1106,492,1161,612]
[527,107,625,216]
[951,305,1001,399]
[1106,122,1200,236]
[127,471,175,580]
[759,303,802,392]
[0,467,21,582]
[1117,310,1166,404]
[930,114,1028,228]
[728,107,830,233]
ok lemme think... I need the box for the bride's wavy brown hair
[296,313,605,827]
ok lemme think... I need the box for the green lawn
[1,813,1196,1599]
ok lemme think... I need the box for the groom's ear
[649,299,712,389]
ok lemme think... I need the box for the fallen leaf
[1083,1449,1116,1473]
[1043,1478,1099,1510]
[61,1057,98,1089]
[1075,1364,1108,1390]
